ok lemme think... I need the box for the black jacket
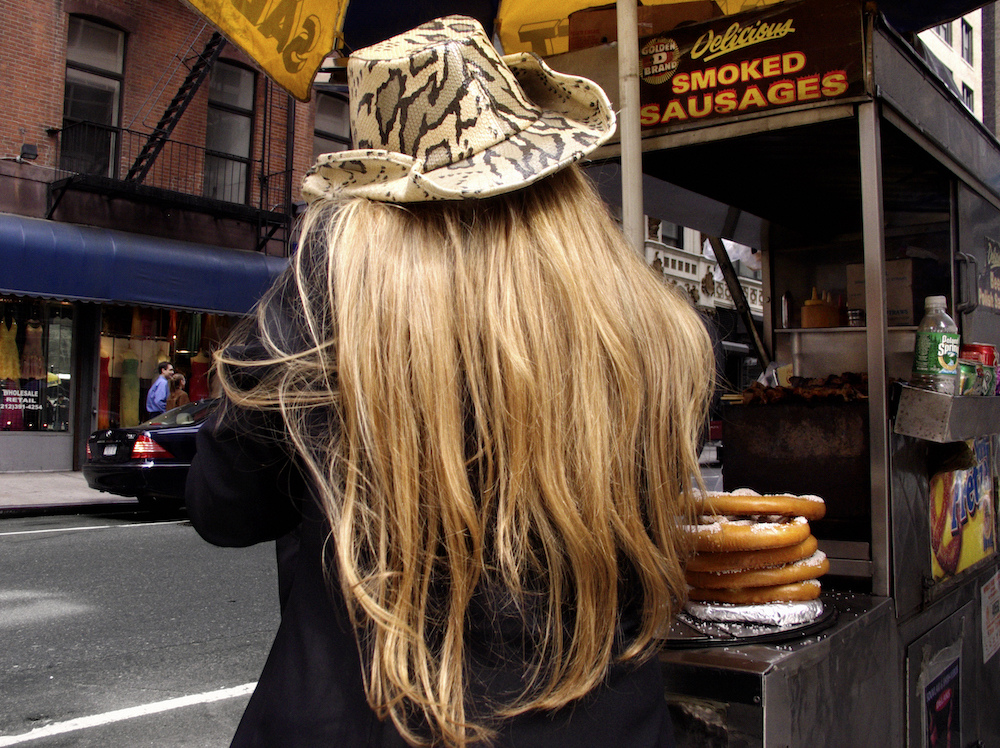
[185,408,676,748]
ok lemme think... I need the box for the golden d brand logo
[641,37,680,85]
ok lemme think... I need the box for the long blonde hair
[218,166,713,746]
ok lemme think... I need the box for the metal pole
[616,0,644,255]
[707,234,770,368]
[858,100,890,599]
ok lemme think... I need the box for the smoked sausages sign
[638,0,864,130]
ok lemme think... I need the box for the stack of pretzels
[685,489,829,605]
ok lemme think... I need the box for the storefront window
[97,306,233,428]
[0,299,74,432]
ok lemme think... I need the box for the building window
[61,16,125,176]
[961,20,974,64]
[96,307,234,428]
[1,299,74,432]
[935,23,953,45]
[204,61,255,204]
[313,93,351,161]
[660,221,683,249]
[733,260,762,281]
[647,216,684,248]
[962,84,975,110]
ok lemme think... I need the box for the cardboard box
[567,1,724,51]
[846,259,917,326]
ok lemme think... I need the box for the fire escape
[125,32,226,183]
[48,29,294,254]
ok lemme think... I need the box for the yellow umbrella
[178,0,349,101]
[179,0,499,101]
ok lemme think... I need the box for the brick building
[0,0,350,471]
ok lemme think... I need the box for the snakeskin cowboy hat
[301,15,616,203]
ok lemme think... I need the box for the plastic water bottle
[910,296,960,394]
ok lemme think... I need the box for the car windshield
[141,399,219,428]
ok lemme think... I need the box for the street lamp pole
[616,0,644,256]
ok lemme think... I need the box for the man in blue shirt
[145,361,174,417]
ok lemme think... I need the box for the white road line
[0,521,186,537]
[0,682,256,745]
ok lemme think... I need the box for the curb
[0,499,143,519]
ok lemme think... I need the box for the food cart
[551,1,1000,744]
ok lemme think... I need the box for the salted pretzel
[688,534,819,573]
[696,489,826,521]
[685,551,829,589]
[690,515,812,553]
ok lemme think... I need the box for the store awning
[0,213,287,316]
[876,0,990,34]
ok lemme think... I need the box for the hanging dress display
[156,341,170,368]
[0,319,24,430]
[0,319,21,381]
[21,319,45,380]
[189,350,211,402]
[120,347,140,427]
[98,337,112,430]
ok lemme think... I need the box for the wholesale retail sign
[2,386,42,413]
[929,437,996,582]
[638,0,865,131]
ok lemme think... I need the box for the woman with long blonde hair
[187,16,713,748]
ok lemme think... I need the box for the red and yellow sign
[637,0,865,130]
[930,437,996,582]
[181,0,342,101]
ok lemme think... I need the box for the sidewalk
[0,470,137,516]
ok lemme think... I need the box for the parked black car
[84,399,219,513]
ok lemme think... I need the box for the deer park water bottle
[910,296,960,394]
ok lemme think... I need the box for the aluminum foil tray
[662,598,838,647]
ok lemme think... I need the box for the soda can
[960,344,998,395]
[960,343,998,366]
[957,360,978,395]
[982,363,997,396]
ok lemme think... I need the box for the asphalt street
[0,508,280,747]
[0,451,725,747]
